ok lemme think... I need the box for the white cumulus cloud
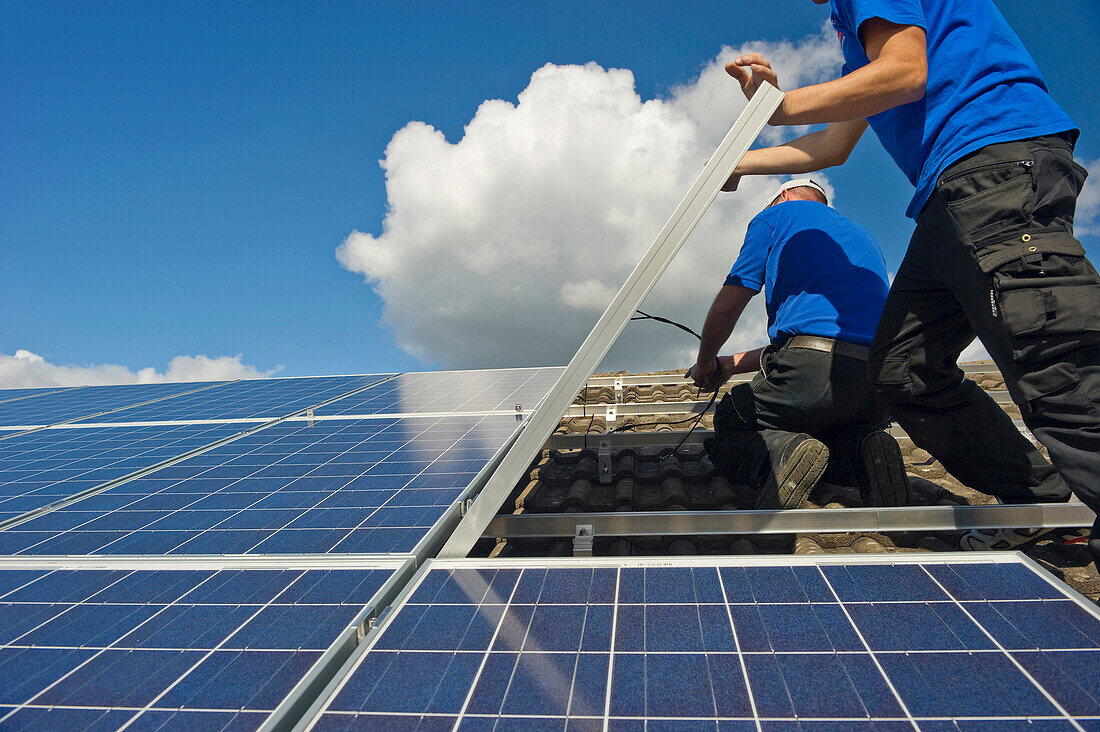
[339,26,843,371]
[0,350,279,389]
[1076,158,1100,237]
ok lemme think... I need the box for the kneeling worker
[687,179,909,509]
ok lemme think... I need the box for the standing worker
[687,179,909,510]
[722,0,1097,560]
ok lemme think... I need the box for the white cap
[765,178,828,209]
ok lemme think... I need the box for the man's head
[765,179,829,209]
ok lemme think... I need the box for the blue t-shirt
[830,0,1076,219]
[725,201,889,346]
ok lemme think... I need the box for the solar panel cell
[883,651,1060,717]
[963,599,1100,650]
[846,602,996,652]
[925,562,1066,601]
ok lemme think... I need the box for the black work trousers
[710,345,887,485]
[867,133,1100,560]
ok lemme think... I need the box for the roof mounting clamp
[614,377,623,403]
[461,498,474,517]
[515,403,524,421]
[306,408,315,427]
[597,437,612,486]
[604,405,617,424]
[573,523,594,557]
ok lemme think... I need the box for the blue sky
[3,0,1098,382]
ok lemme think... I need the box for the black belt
[781,335,870,361]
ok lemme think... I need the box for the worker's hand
[686,358,721,393]
[722,173,742,192]
[725,53,790,125]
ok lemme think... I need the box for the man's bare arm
[720,18,926,188]
[723,348,765,376]
[727,19,927,126]
[687,285,756,390]
[724,120,868,190]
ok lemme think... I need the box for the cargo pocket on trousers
[976,232,1100,342]
[944,162,1033,245]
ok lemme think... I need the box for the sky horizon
[3,0,1098,387]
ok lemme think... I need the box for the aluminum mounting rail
[570,392,1014,413]
[545,423,1033,449]
[438,83,787,558]
[583,362,1002,388]
[483,502,1096,539]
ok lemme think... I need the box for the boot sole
[858,430,910,507]
[756,439,829,510]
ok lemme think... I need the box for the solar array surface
[0,560,404,729]
[0,414,528,557]
[70,374,393,424]
[11,370,1093,732]
[0,422,247,522]
[314,368,564,417]
[0,386,72,404]
[310,555,1100,729]
[0,380,232,428]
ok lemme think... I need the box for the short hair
[783,185,828,205]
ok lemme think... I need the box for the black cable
[599,310,724,454]
[581,382,595,452]
[630,310,702,340]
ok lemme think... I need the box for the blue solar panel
[0,423,246,523]
[0,381,231,428]
[0,386,73,404]
[315,368,564,416]
[0,561,401,728]
[71,374,393,424]
[310,556,1100,729]
[0,415,524,557]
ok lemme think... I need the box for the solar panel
[0,414,525,557]
[0,386,74,405]
[0,422,246,523]
[314,368,565,417]
[305,554,1100,729]
[70,374,394,424]
[0,556,409,729]
[0,380,231,429]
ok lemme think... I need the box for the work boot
[960,526,1053,551]
[704,431,768,485]
[851,425,910,507]
[754,432,829,510]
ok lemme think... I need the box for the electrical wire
[630,310,702,340]
[581,310,724,455]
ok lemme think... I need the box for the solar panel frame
[299,552,1100,730]
[0,554,415,731]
